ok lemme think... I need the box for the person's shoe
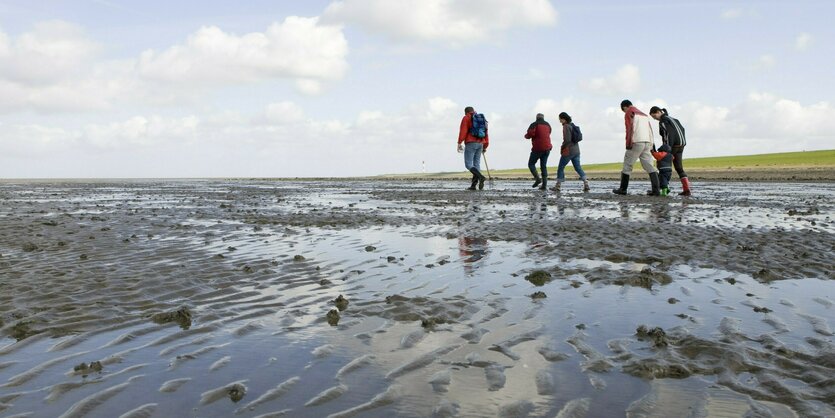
[647,172,661,196]
[532,177,542,188]
[660,187,670,196]
[539,179,547,191]
[550,181,561,192]
[478,177,485,190]
[612,173,629,195]
[467,174,478,190]
[679,177,692,196]
[583,180,590,192]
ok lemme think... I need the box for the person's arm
[458,116,469,145]
[659,119,668,146]
[525,123,536,139]
[561,124,571,148]
[624,109,634,149]
[482,131,489,152]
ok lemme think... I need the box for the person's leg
[539,151,550,190]
[614,148,639,194]
[638,143,657,174]
[571,154,590,191]
[472,143,483,172]
[672,146,687,178]
[570,154,586,180]
[464,142,476,171]
[557,155,570,183]
[528,152,541,188]
[553,155,570,191]
[621,147,639,176]
[472,143,486,190]
[637,143,660,195]
[673,146,691,196]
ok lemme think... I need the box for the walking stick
[482,152,494,188]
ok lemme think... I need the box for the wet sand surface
[0,179,833,417]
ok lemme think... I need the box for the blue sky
[1,0,833,178]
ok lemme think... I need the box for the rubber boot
[467,173,478,190]
[469,168,486,190]
[679,177,691,196]
[583,179,590,192]
[532,176,542,188]
[539,178,547,191]
[647,172,661,196]
[613,173,629,195]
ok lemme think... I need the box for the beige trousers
[621,142,658,175]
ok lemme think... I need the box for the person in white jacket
[612,99,661,195]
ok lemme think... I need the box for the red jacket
[624,105,648,148]
[458,113,489,150]
[525,120,552,152]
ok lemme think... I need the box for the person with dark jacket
[651,143,673,196]
[650,106,691,196]
[552,112,590,192]
[457,106,490,190]
[613,100,660,195]
[524,113,552,190]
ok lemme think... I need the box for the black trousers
[528,150,550,179]
[672,146,687,178]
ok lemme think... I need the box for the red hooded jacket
[458,112,489,150]
[525,120,552,152]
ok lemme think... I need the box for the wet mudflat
[0,179,833,417]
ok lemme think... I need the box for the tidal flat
[0,180,833,417]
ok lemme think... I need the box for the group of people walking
[456,99,692,196]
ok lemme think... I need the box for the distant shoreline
[1,168,833,183]
[1,150,833,183]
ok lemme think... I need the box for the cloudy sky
[1,0,833,178]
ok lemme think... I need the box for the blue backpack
[570,123,583,143]
[470,113,487,138]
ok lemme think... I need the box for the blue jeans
[528,150,550,179]
[464,142,483,171]
[557,153,586,182]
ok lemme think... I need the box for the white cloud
[795,33,813,51]
[581,64,640,95]
[720,8,743,19]
[751,54,776,70]
[137,17,349,91]
[0,123,79,157]
[82,115,200,148]
[263,101,306,124]
[3,92,834,177]
[0,17,351,114]
[322,0,557,46]
[0,20,99,86]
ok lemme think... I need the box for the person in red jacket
[457,106,490,190]
[524,113,552,190]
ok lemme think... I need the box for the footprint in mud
[555,397,591,418]
[538,344,570,362]
[484,363,507,391]
[433,399,460,417]
[429,369,452,393]
[400,329,425,349]
[498,400,534,417]
[536,370,555,395]
[460,327,489,344]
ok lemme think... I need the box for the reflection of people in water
[459,236,489,276]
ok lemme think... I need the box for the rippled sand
[0,180,833,417]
